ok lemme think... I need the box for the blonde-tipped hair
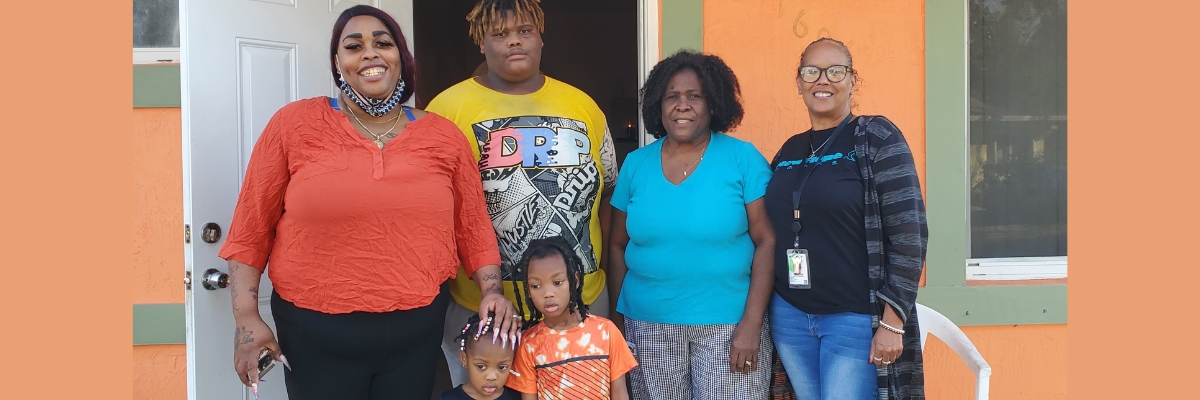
[466,0,545,45]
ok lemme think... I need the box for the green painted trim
[133,303,185,345]
[919,1,1068,326]
[660,0,703,58]
[924,0,969,288]
[918,285,1066,326]
[133,65,182,108]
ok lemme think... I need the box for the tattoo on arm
[231,280,241,312]
[234,326,254,348]
[484,282,501,295]
[248,286,258,296]
[483,273,499,282]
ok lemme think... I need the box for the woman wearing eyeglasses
[764,38,928,400]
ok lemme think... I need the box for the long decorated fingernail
[511,334,518,350]
[501,333,507,348]
[280,355,292,371]
[252,383,259,400]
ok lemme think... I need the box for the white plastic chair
[916,303,992,400]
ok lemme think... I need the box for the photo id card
[787,249,811,289]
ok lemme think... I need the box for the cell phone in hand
[257,348,276,378]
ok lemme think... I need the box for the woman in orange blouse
[217,6,519,400]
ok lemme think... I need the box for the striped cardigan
[856,116,928,400]
[769,115,928,400]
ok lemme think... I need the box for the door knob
[202,268,229,290]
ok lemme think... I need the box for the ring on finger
[873,356,883,361]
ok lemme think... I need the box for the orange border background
[6,0,1197,398]
[2,1,130,398]
[1068,0,1199,398]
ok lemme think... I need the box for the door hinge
[184,271,192,290]
[184,224,192,244]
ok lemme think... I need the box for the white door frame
[637,0,658,147]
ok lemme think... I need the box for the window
[134,0,180,64]
[967,0,1067,280]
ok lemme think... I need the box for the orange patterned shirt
[508,316,637,399]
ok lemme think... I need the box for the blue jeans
[770,293,877,400]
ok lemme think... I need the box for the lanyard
[790,114,854,248]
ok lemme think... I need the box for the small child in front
[441,314,521,400]
[506,236,636,400]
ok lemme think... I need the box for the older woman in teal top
[607,50,776,400]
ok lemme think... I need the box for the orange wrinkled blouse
[218,97,500,314]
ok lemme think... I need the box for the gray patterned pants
[625,316,772,400]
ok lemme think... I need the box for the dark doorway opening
[412,2,639,397]
[413,0,640,166]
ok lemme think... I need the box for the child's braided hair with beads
[454,312,499,354]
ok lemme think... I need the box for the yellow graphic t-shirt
[507,316,637,399]
[426,77,618,313]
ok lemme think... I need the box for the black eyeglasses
[798,65,853,83]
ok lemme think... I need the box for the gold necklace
[345,100,403,149]
[668,139,709,177]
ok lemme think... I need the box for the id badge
[787,249,811,289]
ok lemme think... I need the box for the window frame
[921,0,1066,325]
[962,0,1067,280]
[134,47,181,64]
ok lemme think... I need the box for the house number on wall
[793,10,831,39]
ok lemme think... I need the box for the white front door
[181,1,412,399]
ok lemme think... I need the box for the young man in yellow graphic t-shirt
[426,0,619,388]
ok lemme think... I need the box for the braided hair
[466,0,546,46]
[510,236,589,330]
[455,312,500,354]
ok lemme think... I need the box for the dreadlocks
[511,236,589,330]
[466,0,546,45]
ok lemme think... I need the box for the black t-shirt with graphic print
[766,118,872,315]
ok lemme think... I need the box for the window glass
[968,0,1067,258]
[134,0,179,48]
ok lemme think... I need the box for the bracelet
[879,321,905,335]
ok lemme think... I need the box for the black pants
[271,283,449,400]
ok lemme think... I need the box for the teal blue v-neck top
[610,132,771,325]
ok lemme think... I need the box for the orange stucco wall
[134,107,187,400]
[702,1,1065,398]
[925,324,1067,399]
[134,344,187,399]
[134,107,184,304]
[701,0,926,178]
